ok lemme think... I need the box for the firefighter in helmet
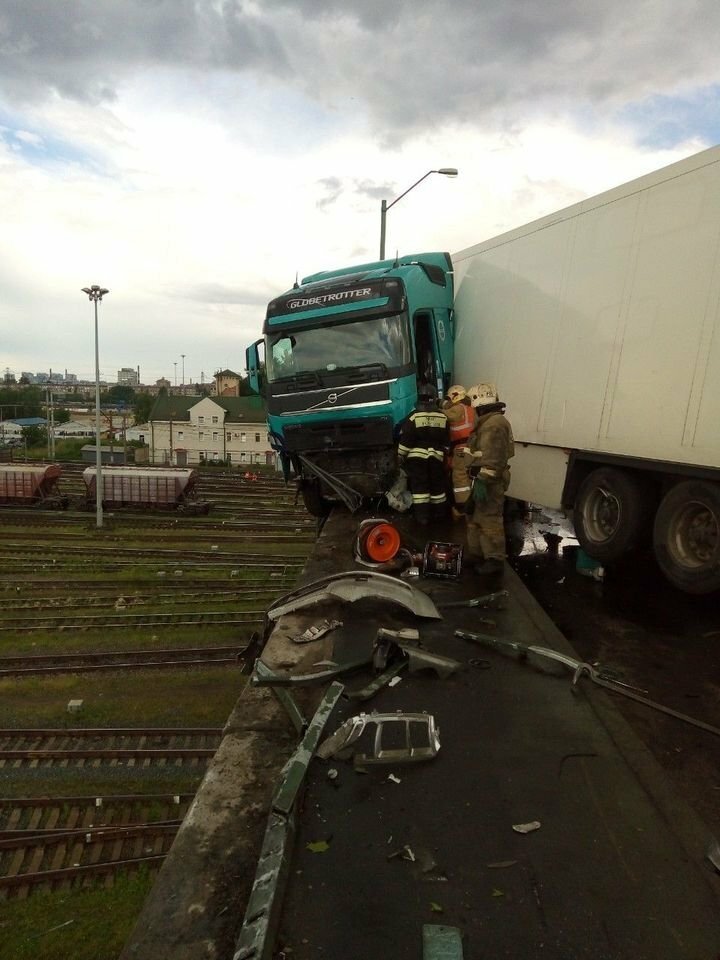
[442,384,476,517]
[461,382,514,576]
[397,383,449,524]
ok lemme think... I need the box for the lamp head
[437,167,458,177]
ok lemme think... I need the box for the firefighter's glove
[472,476,488,503]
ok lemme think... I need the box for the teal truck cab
[246,252,455,515]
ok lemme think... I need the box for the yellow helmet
[446,384,466,403]
[468,382,500,408]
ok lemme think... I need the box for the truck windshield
[267,313,411,382]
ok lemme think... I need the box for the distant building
[118,367,139,386]
[0,416,46,439]
[148,394,271,466]
[53,420,96,437]
[213,369,242,397]
[81,444,129,465]
[126,423,150,444]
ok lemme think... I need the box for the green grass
[0,766,204,800]
[0,623,260,656]
[0,668,246,727]
[0,869,154,960]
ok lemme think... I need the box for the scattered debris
[422,924,463,959]
[373,628,420,670]
[457,628,720,738]
[388,844,415,862]
[67,699,83,713]
[252,655,372,689]
[429,902,444,913]
[373,627,462,679]
[439,590,508,610]
[576,548,604,581]
[327,768,338,781]
[272,682,344,816]
[468,658,491,670]
[346,661,407,702]
[487,860,518,869]
[388,773,402,784]
[318,711,441,766]
[290,619,343,645]
[512,821,541,834]
[28,919,75,939]
[306,840,330,853]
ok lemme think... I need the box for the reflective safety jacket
[398,405,449,462]
[445,401,476,446]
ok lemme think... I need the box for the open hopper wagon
[0,464,68,508]
[82,466,210,514]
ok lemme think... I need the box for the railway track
[0,609,266,633]
[0,644,248,676]
[0,586,287,610]
[0,728,222,769]
[2,541,310,560]
[0,512,310,530]
[0,792,196,900]
[0,576,297,594]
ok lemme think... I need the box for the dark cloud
[352,179,391,202]
[1,0,719,138]
[315,176,342,209]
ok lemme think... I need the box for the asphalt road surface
[508,505,720,829]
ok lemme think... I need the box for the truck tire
[653,480,720,594]
[574,467,647,561]
[300,480,331,518]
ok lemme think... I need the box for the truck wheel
[653,480,720,594]
[574,467,647,561]
[301,480,331,518]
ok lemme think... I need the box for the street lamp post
[81,285,110,529]
[379,168,458,261]
[174,362,177,388]
[181,354,186,390]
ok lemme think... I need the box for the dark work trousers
[406,456,447,524]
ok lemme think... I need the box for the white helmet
[468,382,500,408]
[446,384,466,403]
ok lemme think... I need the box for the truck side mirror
[245,339,265,396]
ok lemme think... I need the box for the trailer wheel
[300,480,331,518]
[574,467,647,561]
[653,480,720,594]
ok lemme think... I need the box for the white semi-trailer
[453,145,720,594]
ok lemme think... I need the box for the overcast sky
[1,0,719,384]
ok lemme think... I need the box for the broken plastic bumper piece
[266,570,442,622]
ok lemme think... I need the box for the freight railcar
[0,464,68,508]
[82,466,211,514]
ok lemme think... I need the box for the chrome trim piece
[271,378,396,396]
[279,399,393,418]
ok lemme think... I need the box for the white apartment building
[148,394,271,466]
